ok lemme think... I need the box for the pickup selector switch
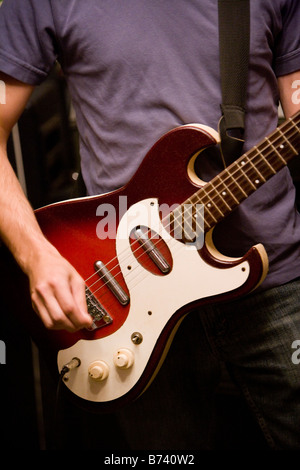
[113,349,134,369]
[88,361,109,381]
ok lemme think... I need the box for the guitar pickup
[85,286,113,330]
[133,227,171,274]
[94,261,130,306]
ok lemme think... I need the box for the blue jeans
[199,277,300,449]
[116,278,300,450]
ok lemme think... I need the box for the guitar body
[0,124,268,411]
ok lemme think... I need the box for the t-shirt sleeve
[274,0,300,77]
[0,0,58,85]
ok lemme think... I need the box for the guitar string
[84,118,300,308]
[84,118,300,309]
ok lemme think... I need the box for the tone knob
[88,361,109,381]
[113,348,134,369]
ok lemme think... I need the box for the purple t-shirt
[0,0,300,290]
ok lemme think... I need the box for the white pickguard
[57,198,250,403]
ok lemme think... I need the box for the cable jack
[60,357,81,381]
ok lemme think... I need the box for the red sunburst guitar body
[0,122,273,412]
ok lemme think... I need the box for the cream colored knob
[113,349,134,369]
[88,361,109,381]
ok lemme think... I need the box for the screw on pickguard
[85,286,113,330]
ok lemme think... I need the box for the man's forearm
[278,70,300,118]
[0,145,51,274]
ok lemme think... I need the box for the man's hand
[28,244,93,332]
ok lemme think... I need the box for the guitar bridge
[85,286,113,330]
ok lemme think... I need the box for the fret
[170,205,188,241]
[202,203,221,231]
[292,116,300,130]
[289,132,300,155]
[194,203,207,240]
[215,174,240,207]
[227,162,248,198]
[254,144,276,176]
[277,129,297,158]
[203,203,218,226]
[199,197,217,220]
[171,200,207,241]
[204,219,212,232]
[193,209,206,236]
[246,148,267,185]
[289,117,300,151]
[199,185,224,220]
[182,204,197,243]
[235,159,257,192]
[211,178,232,211]
[193,183,236,231]
[254,135,285,172]
[205,185,230,217]
[250,145,276,180]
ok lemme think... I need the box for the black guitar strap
[218,0,250,166]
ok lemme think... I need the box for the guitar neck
[186,110,300,234]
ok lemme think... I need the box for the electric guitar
[1,111,299,411]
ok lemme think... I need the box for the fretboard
[182,110,300,234]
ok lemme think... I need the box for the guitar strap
[218,0,250,166]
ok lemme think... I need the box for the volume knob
[88,361,109,381]
[113,349,134,369]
